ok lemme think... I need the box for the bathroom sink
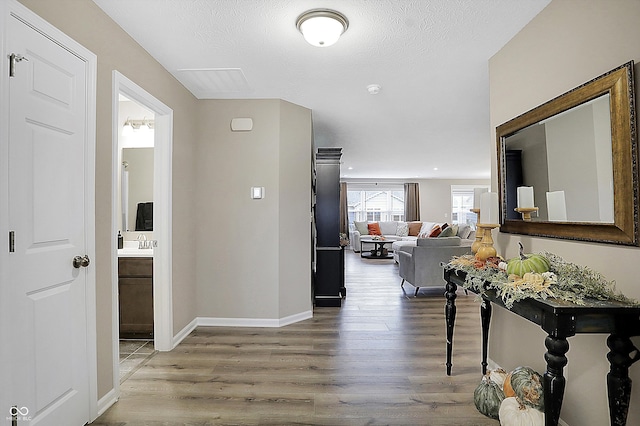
[118,247,153,257]
[118,241,153,257]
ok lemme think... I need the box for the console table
[443,267,640,426]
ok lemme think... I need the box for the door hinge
[9,53,29,78]
[9,230,15,253]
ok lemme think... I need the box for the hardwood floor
[93,250,497,425]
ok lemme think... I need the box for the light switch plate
[251,187,264,199]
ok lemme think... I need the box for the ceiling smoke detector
[367,84,381,95]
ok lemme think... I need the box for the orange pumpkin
[503,371,516,398]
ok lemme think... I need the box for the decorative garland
[444,252,638,309]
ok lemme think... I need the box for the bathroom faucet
[137,234,147,249]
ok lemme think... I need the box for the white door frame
[110,71,173,393]
[0,0,98,421]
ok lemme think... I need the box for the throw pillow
[428,225,442,238]
[368,222,382,235]
[457,224,472,239]
[407,221,422,236]
[417,221,436,238]
[379,221,398,235]
[438,226,455,237]
[450,224,459,236]
[354,221,369,235]
[396,221,409,237]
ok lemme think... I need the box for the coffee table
[360,237,393,259]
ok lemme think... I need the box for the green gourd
[506,242,550,277]
[507,366,545,410]
[474,373,505,419]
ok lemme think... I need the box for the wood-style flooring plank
[93,250,497,425]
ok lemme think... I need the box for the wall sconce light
[251,187,265,199]
[123,117,155,133]
[296,9,349,47]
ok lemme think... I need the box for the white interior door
[1,10,94,425]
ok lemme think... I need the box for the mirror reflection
[118,95,155,233]
[497,61,637,246]
[504,94,613,223]
[122,148,154,231]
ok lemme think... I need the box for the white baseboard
[172,317,198,349]
[170,311,314,347]
[96,387,118,418]
[197,310,313,328]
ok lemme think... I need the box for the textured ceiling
[92,0,551,179]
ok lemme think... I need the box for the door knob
[73,255,90,269]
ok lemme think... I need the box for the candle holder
[470,208,482,254]
[514,207,538,222]
[475,223,500,261]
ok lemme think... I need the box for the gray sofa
[391,223,475,262]
[398,236,472,296]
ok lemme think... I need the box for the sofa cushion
[354,221,369,235]
[417,236,461,247]
[408,221,422,236]
[396,221,409,237]
[428,225,442,237]
[438,226,455,237]
[457,223,472,239]
[417,221,436,238]
[368,222,382,235]
[379,221,398,235]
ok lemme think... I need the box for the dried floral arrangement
[444,251,638,309]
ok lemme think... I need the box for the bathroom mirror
[497,61,638,245]
[122,147,154,231]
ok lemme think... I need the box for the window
[451,185,488,227]
[347,187,404,226]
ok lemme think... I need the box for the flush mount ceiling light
[296,9,349,47]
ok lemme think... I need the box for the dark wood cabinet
[118,257,154,339]
[313,147,344,307]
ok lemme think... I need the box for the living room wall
[417,178,490,223]
[489,1,640,424]
[343,178,490,224]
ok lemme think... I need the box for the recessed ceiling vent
[176,68,252,99]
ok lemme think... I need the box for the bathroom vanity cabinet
[118,257,153,339]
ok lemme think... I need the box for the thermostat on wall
[231,117,253,132]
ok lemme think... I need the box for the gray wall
[490,0,640,424]
[195,99,312,320]
[418,178,491,223]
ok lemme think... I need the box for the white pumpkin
[499,397,544,426]
[488,368,508,389]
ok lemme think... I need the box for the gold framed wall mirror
[497,61,638,245]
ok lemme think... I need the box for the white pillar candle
[473,188,488,209]
[517,186,534,208]
[480,192,499,224]
[547,191,567,221]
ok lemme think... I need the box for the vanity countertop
[118,244,153,257]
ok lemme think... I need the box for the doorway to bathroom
[111,71,173,389]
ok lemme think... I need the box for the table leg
[543,335,569,426]
[445,279,457,376]
[480,299,492,375]
[606,334,640,426]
